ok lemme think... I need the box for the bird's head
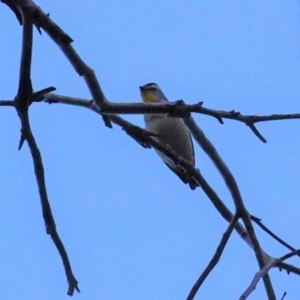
[139,83,168,103]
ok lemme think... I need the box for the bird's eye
[150,86,158,91]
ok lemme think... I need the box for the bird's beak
[139,86,144,91]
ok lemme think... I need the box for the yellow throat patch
[141,91,160,103]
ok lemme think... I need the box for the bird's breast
[144,115,194,164]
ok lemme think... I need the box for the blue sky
[1,1,300,299]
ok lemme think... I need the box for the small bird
[140,82,199,190]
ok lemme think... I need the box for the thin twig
[31,86,56,103]
[240,250,300,300]
[15,0,33,109]
[18,110,79,295]
[280,292,287,300]
[11,1,79,295]
[280,250,300,262]
[239,258,277,300]
[186,213,240,300]
[247,123,267,143]
[0,100,15,106]
[251,215,300,256]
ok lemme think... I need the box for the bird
[139,82,199,190]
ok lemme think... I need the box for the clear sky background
[1,1,300,299]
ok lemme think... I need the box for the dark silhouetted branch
[7,0,79,295]
[187,213,240,300]
[184,117,275,299]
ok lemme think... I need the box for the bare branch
[17,105,80,296]
[98,99,300,124]
[281,292,287,300]
[239,257,277,300]
[279,250,300,262]
[43,92,300,145]
[184,117,276,299]
[99,100,300,143]
[101,99,192,118]
[6,0,111,128]
[31,86,56,103]
[0,100,15,106]
[7,1,79,295]
[186,213,240,300]
[240,250,300,300]
[251,215,300,256]
[14,0,33,109]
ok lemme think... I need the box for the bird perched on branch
[139,82,199,190]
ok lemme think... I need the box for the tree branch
[7,0,79,295]
[240,250,300,300]
[186,213,240,300]
[251,215,300,256]
[184,117,275,298]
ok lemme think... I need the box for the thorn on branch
[34,12,48,35]
[67,278,80,296]
[280,292,287,300]
[31,86,56,103]
[216,116,224,124]
[102,115,112,129]
[34,9,73,44]
[247,123,267,143]
[250,215,262,222]
[88,100,112,128]
[18,132,26,151]
[35,23,42,35]
[229,110,241,116]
